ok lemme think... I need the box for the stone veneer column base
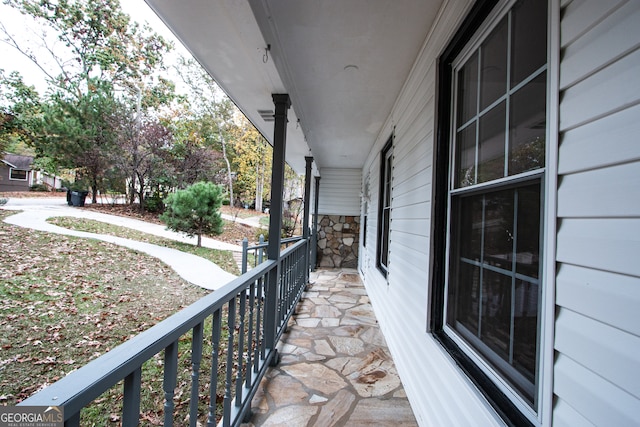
[316,215,360,268]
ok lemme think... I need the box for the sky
[0,0,190,94]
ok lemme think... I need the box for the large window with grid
[433,0,547,424]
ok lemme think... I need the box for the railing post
[163,342,178,427]
[242,238,248,274]
[303,156,313,283]
[122,368,141,427]
[312,176,321,270]
[265,94,290,366]
[189,322,204,427]
[259,234,265,265]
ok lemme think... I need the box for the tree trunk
[137,173,145,212]
[197,233,202,247]
[91,182,98,204]
[220,128,234,208]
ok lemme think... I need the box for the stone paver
[243,269,417,427]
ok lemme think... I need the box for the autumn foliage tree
[174,56,236,203]
[0,71,41,154]
[159,181,224,247]
[1,0,174,201]
[231,116,272,212]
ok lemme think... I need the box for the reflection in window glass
[481,269,512,360]
[511,0,547,87]
[483,190,514,271]
[509,73,546,175]
[449,183,541,405]
[455,124,476,188]
[513,280,539,382]
[478,101,506,183]
[457,53,479,125]
[480,17,508,110]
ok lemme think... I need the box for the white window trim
[9,168,28,181]
[540,1,560,425]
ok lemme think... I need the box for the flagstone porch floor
[242,268,418,426]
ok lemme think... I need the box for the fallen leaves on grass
[83,203,262,245]
[0,209,208,405]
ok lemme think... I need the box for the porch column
[265,94,290,364]
[312,176,321,270]
[303,156,313,282]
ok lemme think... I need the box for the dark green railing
[20,237,311,427]
[241,235,303,273]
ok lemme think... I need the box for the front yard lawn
[47,216,241,275]
[0,210,234,424]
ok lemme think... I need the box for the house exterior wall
[358,0,639,425]
[359,1,506,425]
[317,168,361,216]
[316,168,363,267]
[316,215,360,268]
[0,163,31,192]
[553,0,640,425]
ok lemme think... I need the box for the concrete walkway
[1,198,241,290]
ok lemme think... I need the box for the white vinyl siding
[317,168,361,216]
[360,0,504,425]
[554,0,640,425]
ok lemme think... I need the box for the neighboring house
[146,0,639,425]
[0,153,34,192]
[0,153,64,192]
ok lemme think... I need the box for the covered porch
[245,268,416,426]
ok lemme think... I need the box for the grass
[0,210,244,425]
[47,217,240,276]
[220,205,266,220]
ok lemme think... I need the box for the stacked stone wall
[317,215,360,268]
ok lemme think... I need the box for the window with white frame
[432,0,547,424]
[377,137,393,276]
[9,168,28,181]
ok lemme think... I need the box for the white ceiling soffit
[144,0,312,174]
[145,0,443,173]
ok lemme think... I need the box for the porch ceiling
[144,0,444,174]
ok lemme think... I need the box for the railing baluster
[65,412,80,427]
[122,367,141,427]
[223,297,237,427]
[207,309,222,427]
[235,290,247,407]
[258,235,265,266]
[242,238,248,274]
[163,342,178,426]
[260,270,269,360]
[190,322,204,427]
[246,282,256,385]
[256,274,264,366]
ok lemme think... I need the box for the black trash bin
[70,190,88,207]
